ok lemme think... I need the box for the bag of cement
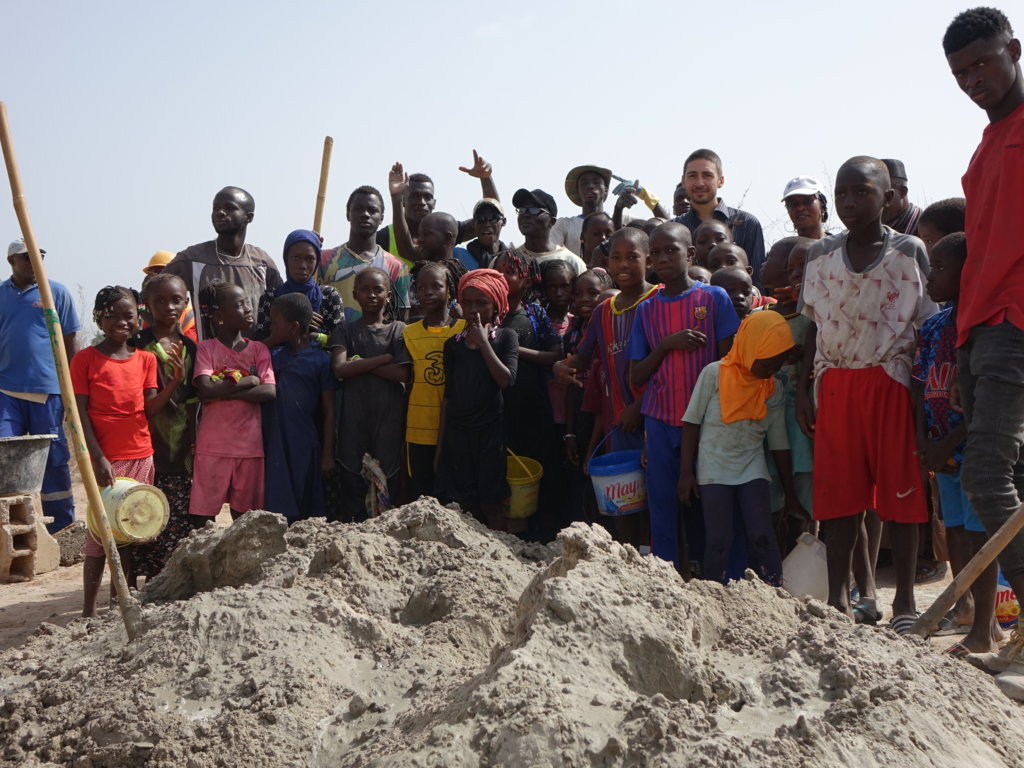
[782,532,828,601]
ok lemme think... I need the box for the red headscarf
[458,268,510,323]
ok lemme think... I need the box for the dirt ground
[0,480,958,654]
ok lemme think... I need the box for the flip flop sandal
[852,602,881,626]
[889,613,920,636]
[945,641,971,659]
[933,612,968,637]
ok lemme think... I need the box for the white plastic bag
[782,532,828,602]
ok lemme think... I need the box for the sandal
[933,612,969,637]
[852,601,882,626]
[890,613,920,636]
[915,560,948,585]
[945,641,971,658]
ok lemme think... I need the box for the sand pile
[2,499,1023,767]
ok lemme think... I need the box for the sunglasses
[516,207,549,216]
[474,213,503,223]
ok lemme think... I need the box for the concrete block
[0,494,37,582]
[34,517,60,575]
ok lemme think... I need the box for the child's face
[581,218,615,262]
[417,219,449,258]
[607,237,648,290]
[672,186,689,217]
[750,348,794,379]
[543,266,573,311]
[493,254,526,295]
[834,164,892,232]
[348,193,385,237]
[713,271,754,319]
[649,230,693,283]
[354,272,390,314]
[916,219,946,257]
[694,223,731,266]
[460,286,496,326]
[688,266,712,284]
[760,246,792,301]
[100,297,139,343]
[926,247,963,304]
[215,286,254,332]
[286,242,319,284]
[708,244,750,274]
[147,280,187,329]
[787,245,809,300]
[572,274,603,319]
[415,267,448,313]
[266,306,298,347]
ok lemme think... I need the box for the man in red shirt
[944,7,1024,696]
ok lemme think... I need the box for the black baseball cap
[512,188,557,218]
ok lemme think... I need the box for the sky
[0,0,995,335]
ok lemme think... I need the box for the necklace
[216,243,243,259]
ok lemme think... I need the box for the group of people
[3,5,1024,699]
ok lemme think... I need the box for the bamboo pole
[909,504,1024,637]
[312,136,333,236]
[0,102,143,640]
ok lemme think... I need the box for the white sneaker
[967,627,1024,676]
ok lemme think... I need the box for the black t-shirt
[443,328,518,428]
[465,238,508,269]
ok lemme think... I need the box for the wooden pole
[312,136,333,237]
[0,102,143,640]
[909,503,1024,637]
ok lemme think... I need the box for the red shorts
[189,455,264,517]
[812,367,927,524]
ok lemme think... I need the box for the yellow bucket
[503,452,543,519]
[87,478,169,546]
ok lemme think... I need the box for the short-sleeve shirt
[253,284,343,339]
[682,361,788,485]
[959,102,1024,346]
[515,245,588,278]
[675,200,767,287]
[129,329,197,474]
[163,242,283,342]
[443,329,519,428]
[404,319,466,445]
[550,212,630,258]
[799,228,937,392]
[317,244,411,322]
[913,307,964,464]
[193,339,275,458]
[0,278,81,394]
[626,283,740,425]
[70,346,158,460]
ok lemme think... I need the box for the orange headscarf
[718,311,795,424]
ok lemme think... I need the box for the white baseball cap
[781,176,825,201]
[8,238,45,257]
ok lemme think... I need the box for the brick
[0,494,38,582]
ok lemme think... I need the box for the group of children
[68,157,978,649]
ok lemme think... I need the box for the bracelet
[562,433,577,441]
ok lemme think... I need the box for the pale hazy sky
[1,0,997,332]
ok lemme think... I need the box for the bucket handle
[506,448,534,479]
[584,426,619,474]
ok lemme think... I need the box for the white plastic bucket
[87,477,169,546]
[588,449,646,517]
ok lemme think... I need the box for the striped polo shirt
[626,282,739,425]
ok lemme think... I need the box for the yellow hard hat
[143,250,175,275]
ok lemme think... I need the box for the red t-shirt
[958,102,1024,346]
[70,346,158,460]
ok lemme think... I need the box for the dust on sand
[2,499,1023,767]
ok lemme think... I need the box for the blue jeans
[0,392,75,532]
[958,322,1024,580]
[700,480,782,586]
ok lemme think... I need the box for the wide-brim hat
[564,165,612,207]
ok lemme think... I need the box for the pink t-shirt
[800,228,937,394]
[193,339,275,458]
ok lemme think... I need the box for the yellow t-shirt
[404,319,466,445]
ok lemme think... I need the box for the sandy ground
[0,481,957,654]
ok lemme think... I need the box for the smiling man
[942,7,1024,696]
[164,186,282,341]
[674,149,766,288]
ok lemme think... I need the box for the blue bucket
[587,432,647,516]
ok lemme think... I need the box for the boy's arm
[332,345,393,379]
[795,321,817,438]
[320,389,336,474]
[194,374,257,402]
[388,162,420,263]
[372,361,412,383]
[232,383,276,403]
[457,150,498,240]
[677,422,701,502]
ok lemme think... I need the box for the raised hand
[458,149,492,179]
[388,162,409,197]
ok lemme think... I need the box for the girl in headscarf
[434,269,519,532]
[677,311,807,585]
[254,229,344,342]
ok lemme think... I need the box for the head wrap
[457,268,509,324]
[718,311,794,424]
[278,229,323,312]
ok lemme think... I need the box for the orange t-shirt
[70,346,157,460]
